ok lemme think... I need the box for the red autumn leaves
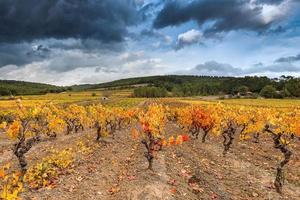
[141,122,150,132]
[191,107,214,132]
[132,121,190,146]
[162,134,190,146]
[132,126,189,146]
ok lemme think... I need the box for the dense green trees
[0,86,14,96]
[284,78,300,97]
[133,87,168,97]
[233,85,249,96]
[260,85,277,98]
[1,76,299,98]
[131,76,299,98]
[0,80,66,96]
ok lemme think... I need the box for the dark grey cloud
[183,60,300,76]
[137,0,167,19]
[257,63,300,73]
[191,61,242,76]
[140,29,172,43]
[255,0,285,5]
[0,39,124,68]
[267,25,287,34]
[95,66,118,73]
[153,0,286,35]
[0,43,51,66]
[141,29,162,38]
[275,53,300,63]
[26,45,51,58]
[47,38,125,53]
[47,52,100,72]
[0,0,141,43]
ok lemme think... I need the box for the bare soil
[0,122,299,200]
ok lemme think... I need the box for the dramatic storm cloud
[0,0,141,43]
[0,0,299,85]
[256,0,286,5]
[153,0,291,35]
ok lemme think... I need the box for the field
[0,90,140,109]
[0,91,299,200]
[178,97,300,108]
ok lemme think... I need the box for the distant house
[224,94,233,99]
[101,97,109,101]
[237,91,254,98]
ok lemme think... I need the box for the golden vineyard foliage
[134,103,190,170]
[86,104,136,139]
[269,108,300,136]
[176,105,213,133]
[201,103,300,139]
[5,102,67,140]
[88,104,112,137]
[2,99,298,148]
[0,98,299,198]
[6,121,20,140]
[0,164,23,200]
[61,104,88,134]
[24,149,74,190]
[0,121,7,130]
[139,103,167,138]
[161,134,189,146]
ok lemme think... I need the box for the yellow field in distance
[178,97,300,108]
[0,90,139,109]
[1,90,300,109]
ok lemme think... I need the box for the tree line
[0,80,68,96]
[1,75,299,98]
[133,76,300,98]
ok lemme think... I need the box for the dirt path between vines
[19,125,178,200]
[163,122,300,200]
[1,100,299,200]
[13,121,299,200]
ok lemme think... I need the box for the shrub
[260,85,277,98]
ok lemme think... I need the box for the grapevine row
[0,100,299,198]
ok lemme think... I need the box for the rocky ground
[0,115,299,200]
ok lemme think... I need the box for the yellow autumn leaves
[211,104,299,138]
[0,122,7,130]
[139,104,167,138]
[0,164,23,200]
[24,149,74,190]
[6,121,21,140]
[4,103,68,140]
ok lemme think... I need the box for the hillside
[0,80,66,96]
[1,75,299,98]
[72,75,299,98]
[73,75,230,90]
[72,75,269,91]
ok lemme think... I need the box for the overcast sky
[0,0,299,85]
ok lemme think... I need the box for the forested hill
[0,80,66,96]
[72,75,258,90]
[1,75,299,98]
[75,75,230,90]
[72,75,300,98]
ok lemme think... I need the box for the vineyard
[0,96,299,200]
